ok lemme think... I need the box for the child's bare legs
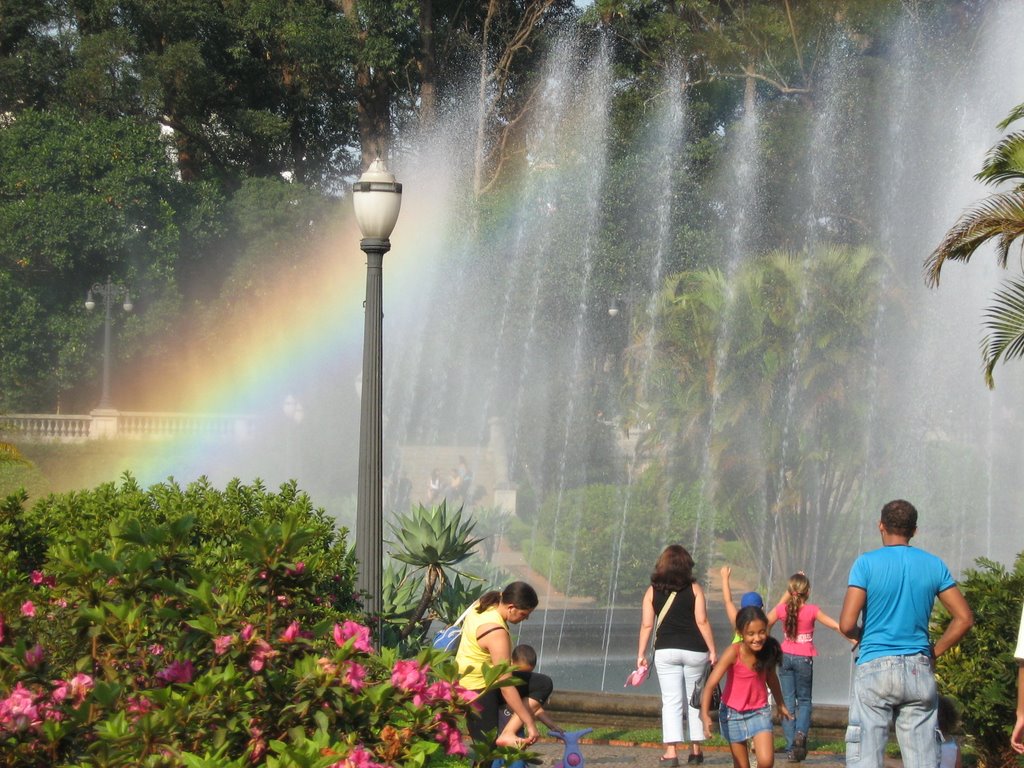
[496,699,545,747]
[729,740,752,768]
[750,731,776,768]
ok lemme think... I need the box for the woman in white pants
[636,545,718,767]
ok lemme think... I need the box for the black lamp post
[85,276,132,410]
[352,158,402,623]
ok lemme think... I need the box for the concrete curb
[546,690,849,731]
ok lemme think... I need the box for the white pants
[655,647,710,745]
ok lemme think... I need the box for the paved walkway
[528,739,867,768]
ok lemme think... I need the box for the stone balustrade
[0,411,257,443]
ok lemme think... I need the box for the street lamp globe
[352,158,403,239]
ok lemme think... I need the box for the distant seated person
[497,644,561,746]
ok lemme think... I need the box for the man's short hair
[881,499,918,537]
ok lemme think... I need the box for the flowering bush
[0,477,484,766]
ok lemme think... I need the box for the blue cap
[740,591,764,609]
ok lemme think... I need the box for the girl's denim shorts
[719,704,773,743]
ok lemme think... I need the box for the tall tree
[0,109,224,412]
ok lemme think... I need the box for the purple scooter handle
[552,727,593,768]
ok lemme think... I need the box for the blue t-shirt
[848,544,955,665]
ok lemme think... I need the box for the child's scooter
[552,728,593,768]
[490,727,593,768]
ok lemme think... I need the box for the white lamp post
[352,158,402,624]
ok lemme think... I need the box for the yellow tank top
[455,604,508,690]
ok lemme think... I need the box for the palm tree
[629,246,885,593]
[926,103,1024,387]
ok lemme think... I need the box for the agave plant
[386,501,483,641]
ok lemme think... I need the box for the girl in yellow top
[455,582,540,749]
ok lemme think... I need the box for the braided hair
[783,572,810,641]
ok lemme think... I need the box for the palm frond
[996,102,1024,131]
[925,190,1024,285]
[981,276,1024,388]
[975,130,1024,186]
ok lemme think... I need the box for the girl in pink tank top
[700,606,792,768]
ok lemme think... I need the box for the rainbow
[120,181,451,490]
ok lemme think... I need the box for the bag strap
[655,591,677,631]
[451,601,477,627]
[647,590,678,655]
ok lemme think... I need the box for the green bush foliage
[933,553,1024,768]
[0,477,486,766]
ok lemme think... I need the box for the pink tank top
[721,648,769,711]
[776,602,820,657]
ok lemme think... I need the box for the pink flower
[248,639,277,672]
[241,624,256,642]
[30,571,56,588]
[127,696,156,718]
[333,620,373,653]
[149,643,164,656]
[0,683,40,732]
[52,673,93,707]
[279,621,300,643]
[330,745,382,768]
[454,684,478,704]
[20,601,35,618]
[24,643,45,669]
[391,659,428,692]
[155,660,195,685]
[424,680,455,702]
[435,719,468,756]
[248,723,267,763]
[214,635,234,655]
[342,660,367,692]
[68,674,93,704]
[0,613,6,645]
[287,562,306,576]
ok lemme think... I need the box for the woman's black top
[653,584,708,652]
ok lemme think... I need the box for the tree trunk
[338,0,392,169]
[744,73,756,113]
[417,0,437,129]
[473,0,499,197]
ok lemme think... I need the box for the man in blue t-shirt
[839,499,973,768]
